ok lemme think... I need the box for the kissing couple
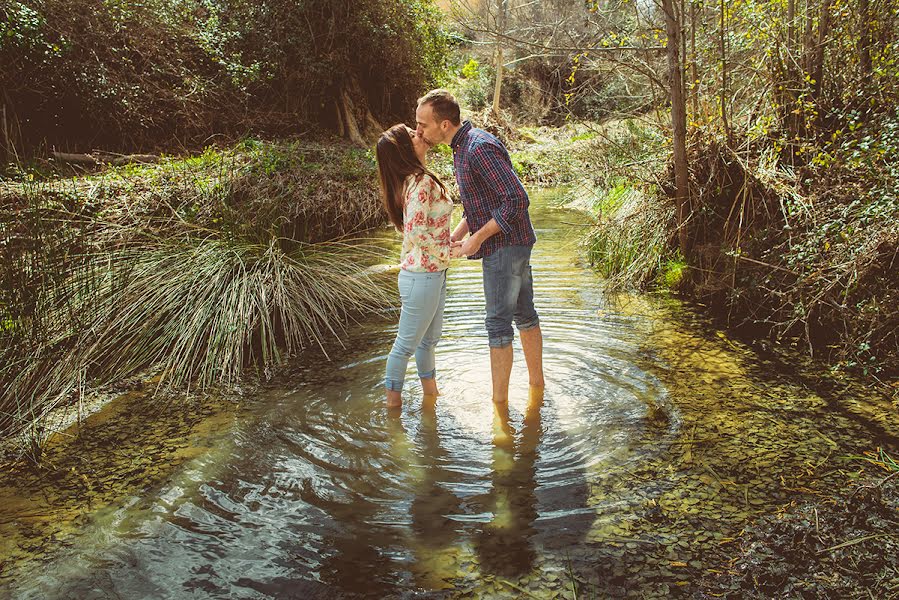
[375,89,544,411]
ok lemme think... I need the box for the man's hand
[460,235,482,258]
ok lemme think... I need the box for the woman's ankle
[386,389,402,408]
[420,377,439,396]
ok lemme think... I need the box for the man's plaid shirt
[451,121,536,259]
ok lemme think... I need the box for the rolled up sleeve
[472,143,528,234]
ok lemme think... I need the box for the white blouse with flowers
[400,173,453,272]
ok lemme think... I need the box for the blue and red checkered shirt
[451,121,536,259]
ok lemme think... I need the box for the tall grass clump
[0,139,394,453]
[0,238,390,442]
[584,180,675,290]
[555,118,675,290]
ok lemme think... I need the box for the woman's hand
[450,242,465,259]
[450,218,469,243]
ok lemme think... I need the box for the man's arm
[458,218,500,257]
[472,142,529,234]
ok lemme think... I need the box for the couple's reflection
[387,388,545,583]
[388,395,462,588]
[474,386,544,577]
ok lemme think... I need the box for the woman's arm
[451,217,469,242]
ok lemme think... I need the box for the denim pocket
[398,272,416,303]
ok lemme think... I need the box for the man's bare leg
[490,345,514,404]
[520,325,545,388]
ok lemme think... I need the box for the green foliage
[511,154,538,180]
[570,131,597,142]
[461,58,480,79]
[454,58,495,111]
[595,178,632,214]
[0,0,451,156]
[0,2,59,56]
[657,256,687,290]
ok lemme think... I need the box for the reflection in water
[406,395,463,588]
[474,387,544,578]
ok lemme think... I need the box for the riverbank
[0,136,395,459]
[490,119,898,598]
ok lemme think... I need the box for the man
[415,89,544,404]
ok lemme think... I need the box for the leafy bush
[0,0,450,157]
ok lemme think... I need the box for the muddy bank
[700,463,899,598]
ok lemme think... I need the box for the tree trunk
[663,0,691,258]
[1,102,8,164]
[858,0,872,78]
[334,78,382,146]
[493,47,505,115]
[811,0,834,102]
[492,0,507,115]
[720,0,732,144]
[787,0,796,51]
[690,2,699,116]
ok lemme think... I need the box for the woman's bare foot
[386,389,402,409]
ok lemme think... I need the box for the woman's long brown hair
[375,124,446,230]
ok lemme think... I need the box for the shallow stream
[1,189,896,599]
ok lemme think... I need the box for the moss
[657,258,687,290]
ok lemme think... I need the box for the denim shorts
[482,245,540,348]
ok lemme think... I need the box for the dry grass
[0,139,393,455]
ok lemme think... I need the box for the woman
[376,124,455,410]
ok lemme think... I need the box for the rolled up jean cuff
[384,378,404,392]
[487,334,514,349]
[517,316,540,331]
[418,369,436,380]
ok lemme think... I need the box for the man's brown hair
[417,89,461,126]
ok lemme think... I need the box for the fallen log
[51,152,160,166]
[51,151,98,165]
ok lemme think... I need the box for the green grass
[584,180,673,290]
[657,256,688,290]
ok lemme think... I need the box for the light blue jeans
[384,269,447,392]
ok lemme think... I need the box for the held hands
[449,220,481,259]
[450,235,482,259]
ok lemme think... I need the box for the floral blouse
[400,173,452,272]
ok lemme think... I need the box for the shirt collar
[450,121,472,150]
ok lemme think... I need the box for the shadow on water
[1,188,896,599]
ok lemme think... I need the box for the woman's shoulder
[407,172,443,192]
